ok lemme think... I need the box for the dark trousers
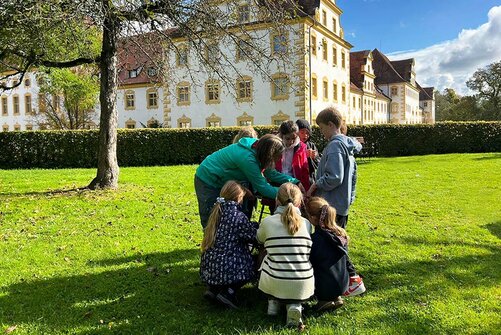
[335,214,356,276]
[194,175,221,229]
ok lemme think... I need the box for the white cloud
[388,6,501,95]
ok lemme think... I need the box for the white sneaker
[267,299,280,316]
[343,275,366,297]
[286,304,303,327]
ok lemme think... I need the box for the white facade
[0,0,434,131]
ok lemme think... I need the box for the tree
[1,0,309,189]
[466,60,501,120]
[37,66,99,129]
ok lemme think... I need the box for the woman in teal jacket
[195,134,302,228]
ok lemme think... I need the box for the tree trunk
[88,6,120,190]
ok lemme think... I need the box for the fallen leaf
[5,325,17,333]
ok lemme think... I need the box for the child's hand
[306,183,317,198]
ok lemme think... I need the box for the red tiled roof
[117,29,178,86]
[372,48,406,85]
[349,50,371,90]
[416,82,434,100]
[350,82,363,94]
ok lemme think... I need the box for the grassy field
[0,153,500,335]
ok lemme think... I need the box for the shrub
[0,122,499,169]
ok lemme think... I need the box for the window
[322,78,328,101]
[342,84,346,102]
[176,83,190,106]
[206,43,219,64]
[237,4,250,23]
[1,96,7,116]
[13,95,20,115]
[147,67,157,76]
[341,51,346,69]
[125,90,135,110]
[147,89,158,108]
[14,124,21,131]
[332,18,337,33]
[24,78,31,87]
[236,77,252,102]
[125,118,136,129]
[206,113,222,127]
[391,86,398,96]
[272,34,287,54]
[236,38,251,61]
[424,102,428,107]
[322,39,328,61]
[333,82,338,101]
[312,76,318,99]
[128,68,139,78]
[322,10,327,26]
[26,124,33,131]
[205,80,220,104]
[25,94,32,115]
[38,94,46,114]
[2,124,8,132]
[332,46,337,66]
[177,45,188,66]
[353,96,356,108]
[311,35,317,56]
[237,112,253,126]
[391,102,398,112]
[178,114,192,128]
[271,74,289,100]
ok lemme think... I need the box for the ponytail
[201,203,222,252]
[277,182,303,235]
[281,202,302,235]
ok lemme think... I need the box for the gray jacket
[315,134,356,216]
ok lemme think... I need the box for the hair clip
[319,205,328,227]
[216,197,225,204]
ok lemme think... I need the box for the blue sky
[336,0,501,93]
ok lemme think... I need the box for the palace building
[0,0,435,131]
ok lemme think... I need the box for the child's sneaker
[267,299,280,316]
[286,304,303,327]
[316,296,344,312]
[216,288,239,309]
[343,275,366,297]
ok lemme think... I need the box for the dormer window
[128,68,140,78]
[147,67,157,76]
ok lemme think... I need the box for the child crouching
[257,182,314,328]
[306,197,366,312]
[200,180,258,309]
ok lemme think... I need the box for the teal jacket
[196,137,299,199]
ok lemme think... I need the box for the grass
[0,153,500,335]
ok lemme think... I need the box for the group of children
[199,107,366,328]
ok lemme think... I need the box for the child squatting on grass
[306,107,366,296]
[199,180,259,309]
[306,197,365,312]
[257,182,314,328]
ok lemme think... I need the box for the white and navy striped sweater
[257,205,314,301]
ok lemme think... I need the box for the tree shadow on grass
[358,234,501,334]
[472,153,501,161]
[0,187,90,197]
[0,249,276,335]
[484,221,501,240]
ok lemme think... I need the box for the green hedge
[0,122,499,169]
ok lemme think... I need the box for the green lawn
[1,153,500,335]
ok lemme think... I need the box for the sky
[337,0,501,94]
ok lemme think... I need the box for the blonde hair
[277,182,303,235]
[316,106,343,128]
[306,197,347,239]
[233,126,258,143]
[201,181,245,252]
[254,134,285,169]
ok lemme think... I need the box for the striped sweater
[256,205,314,301]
